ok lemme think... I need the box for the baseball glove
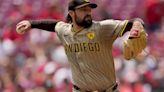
[123,22,147,60]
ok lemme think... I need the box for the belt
[73,83,118,92]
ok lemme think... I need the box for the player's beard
[75,13,93,28]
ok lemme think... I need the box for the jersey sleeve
[30,19,58,32]
[55,21,67,36]
[99,19,129,38]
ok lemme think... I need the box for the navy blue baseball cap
[68,0,97,10]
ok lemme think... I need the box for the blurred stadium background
[0,0,163,92]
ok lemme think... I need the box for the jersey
[55,19,128,91]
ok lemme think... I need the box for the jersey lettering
[64,42,100,53]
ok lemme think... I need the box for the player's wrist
[29,20,36,28]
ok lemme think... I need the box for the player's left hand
[123,21,147,60]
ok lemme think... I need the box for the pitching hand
[16,20,31,34]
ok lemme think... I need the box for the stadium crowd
[0,0,163,92]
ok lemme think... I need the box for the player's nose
[87,10,91,15]
[84,8,92,15]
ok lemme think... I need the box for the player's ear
[69,10,74,18]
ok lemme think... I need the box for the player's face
[74,6,92,28]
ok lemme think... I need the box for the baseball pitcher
[16,0,147,92]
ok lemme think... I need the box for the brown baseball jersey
[55,19,128,91]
